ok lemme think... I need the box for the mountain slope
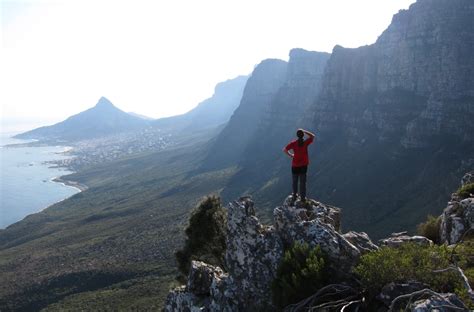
[15,97,150,141]
[150,75,248,133]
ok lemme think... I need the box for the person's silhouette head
[296,129,304,146]
[296,129,304,139]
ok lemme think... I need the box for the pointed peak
[95,97,115,108]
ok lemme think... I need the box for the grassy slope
[0,129,237,311]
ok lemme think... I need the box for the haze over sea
[0,132,79,229]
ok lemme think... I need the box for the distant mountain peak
[95,97,115,109]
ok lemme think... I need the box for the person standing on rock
[283,129,315,202]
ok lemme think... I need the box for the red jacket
[285,137,314,167]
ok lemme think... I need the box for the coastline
[52,176,88,192]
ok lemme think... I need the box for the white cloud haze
[1,0,416,132]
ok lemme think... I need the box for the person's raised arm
[303,129,315,139]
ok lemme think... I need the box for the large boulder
[187,261,224,296]
[411,293,468,311]
[274,197,360,272]
[222,197,284,310]
[379,231,433,248]
[343,231,379,254]
[440,172,474,244]
[164,261,223,311]
[164,286,208,312]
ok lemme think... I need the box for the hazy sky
[1,0,416,132]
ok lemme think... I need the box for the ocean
[0,132,80,229]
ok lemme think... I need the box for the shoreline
[52,176,88,192]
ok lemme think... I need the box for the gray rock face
[312,0,474,148]
[343,231,379,254]
[440,172,474,244]
[164,286,207,312]
[440,197,474,244]
[412,293,468,311]
[274,198,360,273]
[379,231,433,248]
[166,196,368,311]
[461,171,474,186]
[164,261,223,312]
[187,261,224,296]
[223,197,284,310]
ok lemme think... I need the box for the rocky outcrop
[222,197,284,309]
[165,196,372,311]
[343,231,379,254]
[440,172,474,244]
[412,293,468,311]
[274,197,360,273]
[379,231,433,248]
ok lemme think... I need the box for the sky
[1,0,416,132]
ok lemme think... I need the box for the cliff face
[296,0,474,236]
[204,59,288,169]
[217,0,474,237]
[218,50,330,203]
[311,0,474,147]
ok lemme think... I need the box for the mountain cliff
[15,97,150,141]
[204,60,288,169]
[217,49,331,202]
[212,0,474,236]
[300,0,474,235]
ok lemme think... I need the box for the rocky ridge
[166,171,474,311]
[165,196,367,311]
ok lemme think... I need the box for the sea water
[0,132,80,229]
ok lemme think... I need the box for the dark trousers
[292,166,307,199]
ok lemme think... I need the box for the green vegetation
[417,215,441,244]
[354,242,474,308]
[0,129,236,311]
[457,182,474,199]
[175,196,227,278]
[272,242,329,309]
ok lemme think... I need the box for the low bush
[457,182,474,199]
[417,215,441,244]
[175,196,227,279]
[354,242,474,308]
[272,242,329,309]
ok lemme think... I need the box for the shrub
[272,242,329,309]
[457,182,474,199]
[354,242,474,307]
[175,196,227,279]
[417,215,441,244]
